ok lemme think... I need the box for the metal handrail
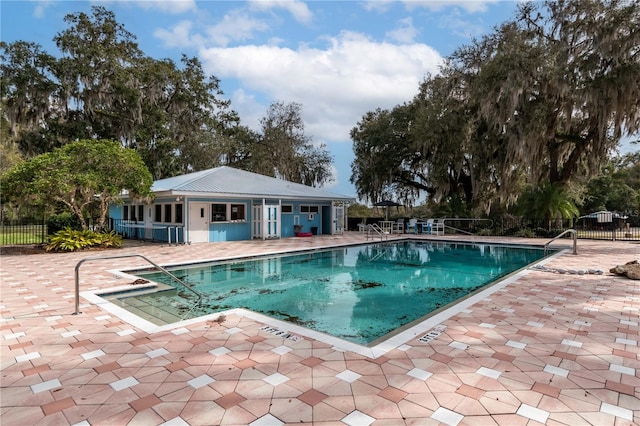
[366,223,388,241]
[442,224,474,236]
[74,254,203,315]
[439,218,494,228]
[544,229,577,255]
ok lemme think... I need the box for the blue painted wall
[110,198,332,243]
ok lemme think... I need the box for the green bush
[47,212,83,234]
[46,228,122,252]
[476,228,494,236]
[514,228,535,238]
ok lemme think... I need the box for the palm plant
[517,182,579,231]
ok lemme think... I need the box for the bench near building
[109,166,354,244]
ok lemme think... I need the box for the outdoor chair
[406,218,419,234]
[423,219,434,234]
[432,219,445,235]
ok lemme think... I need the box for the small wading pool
[108,241,553,346]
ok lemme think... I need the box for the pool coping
[81,243,566,359]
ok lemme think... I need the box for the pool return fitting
[74,254,203,315]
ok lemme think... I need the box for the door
[144,205,153,239]
[253,204,280,239]
[332,202,345,234]
[189,202,209,243]
[264,205,280,239]
[252,205,262,239]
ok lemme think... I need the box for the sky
[2,0,636,200]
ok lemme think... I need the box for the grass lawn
[0,225,48,245]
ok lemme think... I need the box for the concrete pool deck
[1,233,638,425]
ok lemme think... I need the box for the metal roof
[151,166,354,201]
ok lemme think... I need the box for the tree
[1,139,153,230]
[53,6,144,143]
[350,103,423,205]
[1,6,240,179]
[252,101,333,187]
[581,154,640,214]
[350,74,514,212]
[464,0,640,188]
[350,0,640,213]
[0,113,22,174]
[517,182,579,230]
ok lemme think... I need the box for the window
[137,205,144,222]
[212,204,227,222]
[153,203,183,224]
[300,205,319,213]
[230,204,245,221]
[175,204,183,223]
[210,203,247,222]
[281,205,293,213]
[123,205,129,221]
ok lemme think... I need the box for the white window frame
[152,203,184,224]
[211,202,248,223]
[300,205,319,213]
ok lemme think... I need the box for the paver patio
[1,233,638,425]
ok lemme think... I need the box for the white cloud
[230,88,264,131]
[33,0,53,18]
[438,11,486,39]
[248,0,313,24]
[154,20,202,48]
[401,0,498,13]
[133,0,196,14]
[199,31,443,144]
[361,0,395,13]
[205,9,270,47]
[386,17,419,44]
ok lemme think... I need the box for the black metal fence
[347,215,640,241]
[0,222,49,245]
[2,215,639,246]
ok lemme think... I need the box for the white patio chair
[406,218,419,234]
[432,219,445,235]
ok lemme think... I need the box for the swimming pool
[112,241,552,345]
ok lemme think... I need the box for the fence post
[41,215,47,244]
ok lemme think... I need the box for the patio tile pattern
[1,233,638,425]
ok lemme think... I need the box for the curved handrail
[74,254,203,315]
[442,217,494,226]
[544,229,577,255]
[442,224,474,236]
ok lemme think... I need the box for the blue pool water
[121,241,550,344]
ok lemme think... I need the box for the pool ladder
[365,223,389,241]
[74,254,204,316]
[544,229,577,255]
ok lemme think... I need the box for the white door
[189,202,209,243]
[144,205,153,239]
[252,205,262,239]
[264,205,280,239]
[252,205,279,239]
[332,202,345,234]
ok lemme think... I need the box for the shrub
[514,228,535,238]
[46,228,122,252]
[476,228,494,236]
[47,212,83,234]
